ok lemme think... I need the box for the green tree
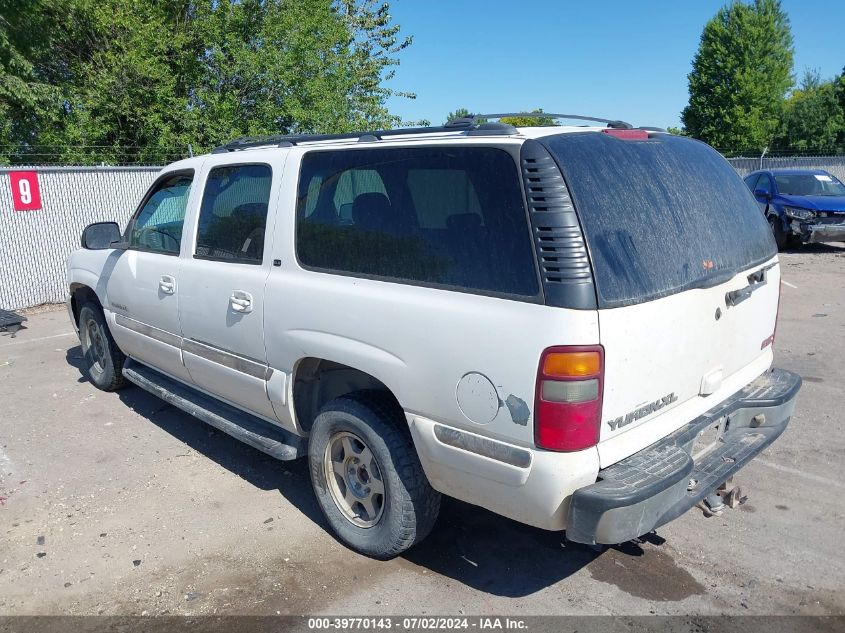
[444,108,485,125]
[775,70,845,153]
[0,2,62,162]
[681,0,794,152]
[0,0,416,164]
[836,65,845,145]
[445,108,471,124]
[499,109,558,127]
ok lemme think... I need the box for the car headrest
[351,192,400,233]
[231,202,268,218]
[446,213,482,230]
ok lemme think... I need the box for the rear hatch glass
[541,133,777,308]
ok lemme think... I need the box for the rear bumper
[566,367,801,545]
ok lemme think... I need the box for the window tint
[774,173,845,196]
[129,172,193,254]
[407,169,482,229]
[333,169,387,222]
[195,164,272,264]
[756,175,772,194]
[542,133,776,308]
[296,147,539,298]
[744,174,760,190]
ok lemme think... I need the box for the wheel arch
[69,283,103,327]
[291,357,405,434]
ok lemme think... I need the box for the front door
[178,159,283,421]
[106,170,196,382]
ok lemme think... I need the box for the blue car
[743,168,845,250]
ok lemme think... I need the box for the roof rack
[444,113,634,130]
[210,112,636,154]
[211,122,518,154]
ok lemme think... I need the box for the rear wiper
[690,269,735,290]
[725,263,777,307]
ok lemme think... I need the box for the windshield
[774,174,845,196]
[541,133,776,308]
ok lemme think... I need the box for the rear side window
[542,133,776,308]
[296,147,539,298]
[129,172,193,254]
[195,164,272,264]
[744,174,760,190]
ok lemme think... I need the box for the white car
[66,113,801,559]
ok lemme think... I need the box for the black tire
[769,215,789,251]
[308,391,440,559]
[78,301,126,391]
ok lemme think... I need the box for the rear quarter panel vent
[520,139,597,309]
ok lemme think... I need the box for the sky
[383,0,845,129]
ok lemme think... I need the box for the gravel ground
[1,244,844,617]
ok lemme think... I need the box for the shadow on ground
[782,242,845,255]
[65,345,679,598]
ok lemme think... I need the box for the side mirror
[81,222,122,250]
[754,188,771,200]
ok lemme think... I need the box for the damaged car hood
[778,194,845,212]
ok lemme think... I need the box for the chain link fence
[725,155,845,182]
[0,166,160,310]
[2,154,845,311]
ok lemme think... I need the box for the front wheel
[769,215,789,251]
[78,302,126,391]
[308,392,440,559]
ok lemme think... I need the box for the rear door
[178,155,286,422]
[542,133,779,466]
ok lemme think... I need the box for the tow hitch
[699,477,747,516]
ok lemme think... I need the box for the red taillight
[534,345,604,452]
[602,129,648,140]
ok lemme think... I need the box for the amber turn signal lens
[542,351,601,378]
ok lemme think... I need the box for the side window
[129,172,193,254]
[333,169,387,222]
[756,175,772,195]
[744,174,759,190]
[195,164,272,264]
[295,147,539,298]
[407,169,482,229]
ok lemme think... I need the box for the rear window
[542,133,777,308]
[295,146,539,299]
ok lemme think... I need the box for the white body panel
[106,250,191,382]
[65,131,782,532]
[264,145,598,448]
[596,257,780,467]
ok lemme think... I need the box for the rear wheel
[769,215,789,251]
[308,392,440,559]
[78,302,126,391]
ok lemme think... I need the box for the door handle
[159,275,176,295]
[230,291,253,314]
[725,263,776,307]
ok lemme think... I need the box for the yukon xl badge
[607,392,678,431]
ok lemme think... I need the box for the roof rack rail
[210,122,517,154]
[210,113,637,154]
[444,112,633,130]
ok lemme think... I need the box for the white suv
[66,113,801,559]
